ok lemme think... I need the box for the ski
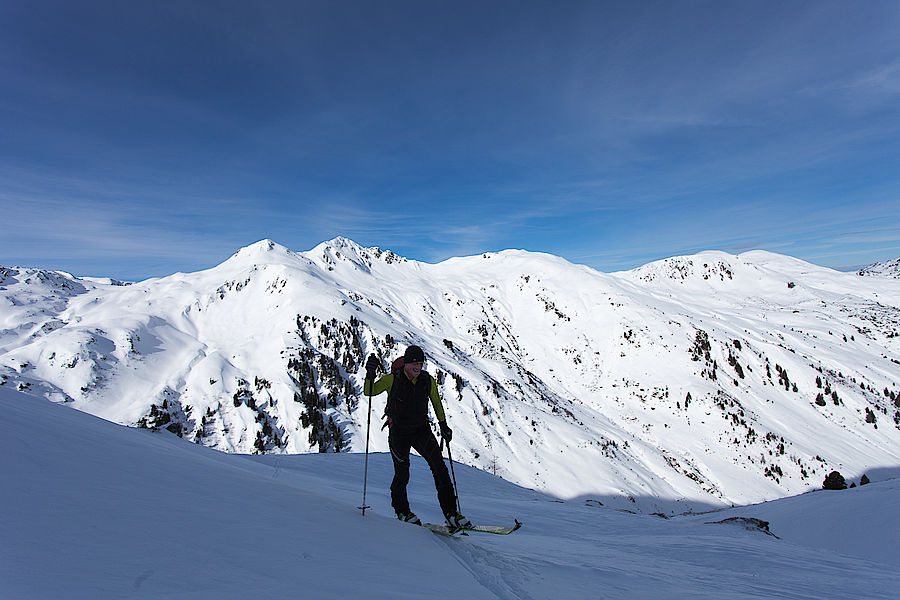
[461,520,522,535]
[421,519,522,536]
[421,522,467,536]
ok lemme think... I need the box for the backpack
[382,356,430,430]
[390,356,406,373]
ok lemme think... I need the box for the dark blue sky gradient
[2,1,899,279]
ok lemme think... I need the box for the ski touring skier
[364,344,472,530]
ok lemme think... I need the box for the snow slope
[2,387,898,600]
[1,240,899,511]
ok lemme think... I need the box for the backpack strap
[382,356,406,429]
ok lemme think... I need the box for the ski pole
[358,376,374,516]
[445,438,462,515]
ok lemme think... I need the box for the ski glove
[439,421,452,442]
[365,354,379,380]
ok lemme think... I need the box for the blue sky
[2,1,899,280]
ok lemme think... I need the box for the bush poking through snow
[822,471,847,490]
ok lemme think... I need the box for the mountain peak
[316,236,386,256]
[323,235,362,249]
[626,251,742,284]
[858,258,900,278]
[309,236,407,271]
[222,240,302,270]
[233,239,293,257]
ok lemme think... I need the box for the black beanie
[404,345,425,363]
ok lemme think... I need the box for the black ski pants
[388,424,457,518]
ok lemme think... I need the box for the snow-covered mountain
[3,386,899,599]
[1,239,898,511]
[858,258,900,278]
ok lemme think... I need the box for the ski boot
[396,512,422,525]
[446,513,472,530]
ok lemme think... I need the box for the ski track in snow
[440,537,540,600]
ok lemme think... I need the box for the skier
[364,345,471,529]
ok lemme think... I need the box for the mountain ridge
[1,239,898,512]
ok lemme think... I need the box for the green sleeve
[364,373,393,396]
[429,377,447,423]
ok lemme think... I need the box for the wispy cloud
[2,2,899,278]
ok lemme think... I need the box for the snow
[858,258,900,278]
[2,386,898,599]
[1,240,899,514]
